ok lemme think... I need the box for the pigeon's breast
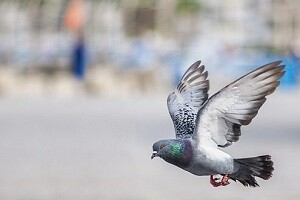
[185,147,234,176]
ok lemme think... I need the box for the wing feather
[194,61,285,148]
[167,61,209,139]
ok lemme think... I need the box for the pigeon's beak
[151,151,157,159]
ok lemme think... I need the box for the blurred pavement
[0,91,300,200]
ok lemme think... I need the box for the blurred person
[64,0,87,80]
[72,31,87,80]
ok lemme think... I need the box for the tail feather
[230,155,274,187]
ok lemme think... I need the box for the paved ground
[0,90,300,200]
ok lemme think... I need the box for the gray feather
[167,61,209,139]
[195,61,285,148]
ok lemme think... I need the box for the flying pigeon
[151,60,285,187]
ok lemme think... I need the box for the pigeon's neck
[165,140,193,168]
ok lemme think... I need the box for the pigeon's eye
[159,144,165,149]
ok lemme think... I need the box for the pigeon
[151,60,285,187]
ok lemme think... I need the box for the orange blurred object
[64,0,85,32]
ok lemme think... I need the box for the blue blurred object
[127,37,155,70]
[72,36,87,80]
[163,52,183,86]
[280,54,298,89]
[262,53,299,89]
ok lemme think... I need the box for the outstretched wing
[194,61,285,148]
[167,61,209,139]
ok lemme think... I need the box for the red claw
[210,175,221,187]
[210,175,230,187]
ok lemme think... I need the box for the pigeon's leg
[210,175,222,187]
[221,174,230,186]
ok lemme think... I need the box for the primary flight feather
[152,60,284,187]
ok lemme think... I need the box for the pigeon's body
[154,138,234,176]
[152,60,283,187]
[187,144,234,176]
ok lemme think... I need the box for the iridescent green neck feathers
[152,139,193,168]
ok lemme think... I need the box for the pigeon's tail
[229,155,274,187]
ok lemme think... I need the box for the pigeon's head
[151,139,192,168]
[151,140,172,159]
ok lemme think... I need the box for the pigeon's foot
[221,174,230,186]
[210,175,230,187]
[210,175,221,187]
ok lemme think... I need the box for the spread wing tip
[195,60,285,148]
[167,60,209,139]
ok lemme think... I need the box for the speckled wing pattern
[194,61,285,148]
[167,61,209,139]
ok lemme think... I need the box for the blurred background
[0,0,300,199]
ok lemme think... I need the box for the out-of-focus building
[0,0,299,66]
[0,0,299,96]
